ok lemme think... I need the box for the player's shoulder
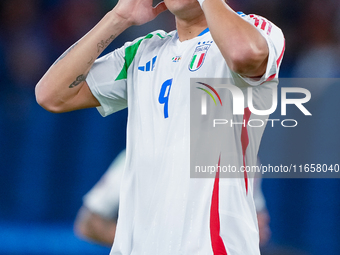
[139,30,174,42]
[122,30,174,50]
[141,30,175,45]
[148,29,175,38]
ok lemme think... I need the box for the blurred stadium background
[0,0,340,254]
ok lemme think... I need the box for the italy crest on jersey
[189,41,213,72]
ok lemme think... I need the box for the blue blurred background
[0,0,339,254]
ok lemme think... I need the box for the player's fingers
[153,1,168,16]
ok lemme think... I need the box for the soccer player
[36,0,285,254]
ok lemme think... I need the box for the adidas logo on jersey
[189,41,213,72]
[138,56,157,72]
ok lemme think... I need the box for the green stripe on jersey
[156,33,165,39]
[190,55,197,70]
[115,33,156,81]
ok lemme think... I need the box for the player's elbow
[35,80,66,113]
[35,94,63,114]
[228,45,268,76]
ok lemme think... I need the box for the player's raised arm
[198,0,269,78]
[35,0,167,113]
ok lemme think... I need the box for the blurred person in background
[74,150,125,246]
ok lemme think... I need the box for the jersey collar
[198,28,210,36]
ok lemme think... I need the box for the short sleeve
[82,150,126,219]
[86,44,128,117]
[233,12,285,86]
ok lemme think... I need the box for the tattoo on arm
[69,73,88,88]
[97,35,116,53]
[53,43,78,65]
[87,57,94,65]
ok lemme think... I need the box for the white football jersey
[87,12,284,255]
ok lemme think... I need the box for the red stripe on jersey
[210,155,228,255]
[261,19,267,30]
[276,40,286,67]
[197,53,206,68]
[266,73,276,82]
[267,22,272,35]
[241,107,251,194]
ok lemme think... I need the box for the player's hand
[113,0,167,26]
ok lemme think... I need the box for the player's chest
[129,39,229,120]
[134,39,225,79]
[132,40,228,94]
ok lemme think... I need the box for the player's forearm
[35,10,131,113]
[74,208,116,247]
[200,0,269,77]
